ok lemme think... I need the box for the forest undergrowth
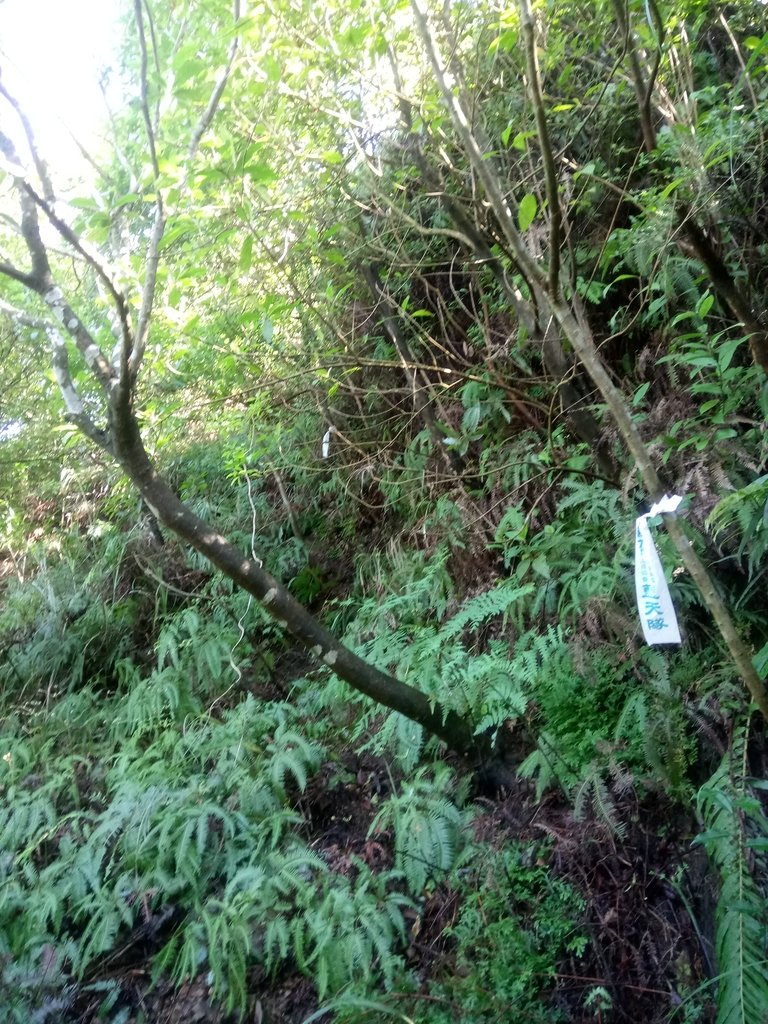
[2,0,768,1022]
[2,429,766,1023]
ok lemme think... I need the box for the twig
[0,81,55,202]
[0,131,115,389]
[133,0,160,180]
[186,0,242,166]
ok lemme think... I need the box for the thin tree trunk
[110,405,481,754]
[680,215,768,376]
[610,0,659,154]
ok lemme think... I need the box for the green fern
[613,649,692,793]
[441,580,534,638]
[707,474,768,579]
[288,864,410,998]
[517,735,560,801]
[573,762,626,837]
[368,765,469,894]
[695,724,768,1024]
[266,724,322,794]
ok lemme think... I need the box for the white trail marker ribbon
[321,427,334,459]
[635,494,683,645]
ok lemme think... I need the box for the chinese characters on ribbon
[634,495,683,645]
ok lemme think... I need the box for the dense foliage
[1,1,768,1021]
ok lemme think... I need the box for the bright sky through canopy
[0,0,121,180]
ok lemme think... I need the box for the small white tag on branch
[635,494,683,645]
[321,427,335,459]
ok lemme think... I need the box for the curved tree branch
[0,76,487,762]
[24,183,134,352]
[0,132,115,389]
[48,326,112,450]
[0,258,37,289]
[107,396,479,755]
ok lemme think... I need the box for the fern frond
[442,581,534,639]
[696,726,768,1024]
[368,768,468,894]
[573,764,626,837]
[517,744,557,801]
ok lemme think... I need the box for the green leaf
[158,224,190,251]
[518,193,537,232]
[697,293,714,318]
[239,236,253,273]
[532,555,550,580]
[489,28,518,53]
[513,131,535,151]
[245,162,277,185]
[575,161,596,178]
[659,176,684,200]
[718,337,745,374]
[173,57,206,87]
[68,197,102,211]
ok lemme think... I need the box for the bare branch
[611,0,658,153]
[0,299,50,328]
[129,203,164,381]
[0,130,116,389]
[643,0,665,128]
[519,0,562,295]
[23,183,134,351]
[186,0,242,166]
[67,132,116,188]
[130,0,242,380]
[0,258,37,289]
[388,48,537,334]
[130,0,166,380]
[0,80,55,202]
[40,288,116,390]
[371,191,475,248]
[0,300,110,449]
[134,0,160,180]
[0,138,51,290]
[143,0,163,127]
[98,78,140,184]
